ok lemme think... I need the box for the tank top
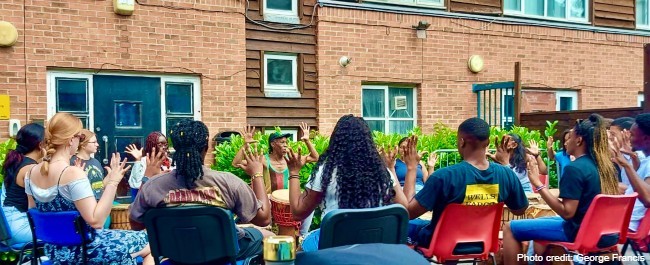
[3,157,37,212]
[265,154,290,192]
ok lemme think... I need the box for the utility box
[113,0,135,16]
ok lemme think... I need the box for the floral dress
[29,167,149,265]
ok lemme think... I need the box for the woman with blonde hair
[70,129,105,200]
[25,113,152,264]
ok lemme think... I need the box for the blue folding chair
[318,204,410,250]
[144,206,261,265]
[0,206,37,264]
[27,209,95,265]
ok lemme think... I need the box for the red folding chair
[537,193,637,263]
[416,203,504,264]
[621,206,650,265]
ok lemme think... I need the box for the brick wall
[0,0,247,146]
[316,7,648,134]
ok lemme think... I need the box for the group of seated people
[3,111,650,264]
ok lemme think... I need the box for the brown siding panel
[449,0,502,15]
[593,0,636,29]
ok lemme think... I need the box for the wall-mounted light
[412,21,431,39]
[468,55,485,73]
[339,56,352,67]
[0,21,18,47]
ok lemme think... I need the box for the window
[502,92,514,129]
[163,78,200,136]
[639,0,650,28]
[555,91,578,111]
[51,74,93,128]
[364,0,444,8]
[504,0,588,22]
[264,128,298,142]
[263,0,299,24]
[639,94,645,107]
[264,53,300,98]
[362,85,417,134]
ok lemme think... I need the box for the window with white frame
[47,72,201,135]
[264,52,300,98]
[639,94,645,107]
[362,85,417,134]
[364,0,444,8]
[504,0,588,22]
[264,127,298,142]
[639,0,650,28]
[556,91,578,111]
[263,0,299,24]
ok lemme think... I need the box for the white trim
[47,72,95,130]
[639,94,645,107]
[361,85,418,134]
[47,70,201,134]
[263,0,300,24]
[264,128,299,142]
[638,0,650,28]
[263,53,299,97]
[504,0,589,23]
[555,90,579,111]
[364,0,445,9]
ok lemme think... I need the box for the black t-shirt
[559,156,601,241]
[3,157,37,212]
[413,161,529,246]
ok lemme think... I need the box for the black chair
[318,204,409,250]
[143,206,260,265]
[27,208,94,265]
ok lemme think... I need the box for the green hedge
[0,138,17,187]
[211,122,560,230]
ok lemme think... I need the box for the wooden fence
[519,107,644,136]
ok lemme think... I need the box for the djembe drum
[270,189,301,237]
[109,204,131,230]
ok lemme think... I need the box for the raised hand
[300,122,311,141]
[487,135,512,166]
[526,140,540,157]
[380,146,398,168]
[526,154,542,187]
[241,125,257,144]
[284,147,305,176]
[240,145,265,177]
[402,136,420,169]
[73,157,86,169]
[104,152,132,184]
[125,144,143,161]
[546,136,554,150]
[621,129,633,153]
[143,147,166,178]
[427,153,438,169]
[609,135,630,167]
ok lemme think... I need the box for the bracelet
[534,185,546,192]
[251,173,263,181]
[289,175,300,180]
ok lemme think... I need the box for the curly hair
[308,114,393,210]
[169,119,209,188]
[508,133,527,174]
[144,131,165,156]
[575,114,618,195]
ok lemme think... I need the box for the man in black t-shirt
[402,117,529,247]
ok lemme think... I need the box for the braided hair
[144,131,165,156]
[169,119,209,188]
[308,114,393,210]
[41,113,82,176]
[574,114,618,195]
[3,124,44,188]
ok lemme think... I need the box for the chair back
[27,209,92,246]
[629,203,650,240]
[418,203,504,263]
[571,193,637,253]
[143,206,240,265]
[318,204,409,250]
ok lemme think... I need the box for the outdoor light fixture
[339,56,352,67]
[413,21,431,39]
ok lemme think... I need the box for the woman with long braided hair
[285,114,408,252]
[503,113,619,263]
[129,119,274,261]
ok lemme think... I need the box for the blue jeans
[509,216,570,242]
[2,206,32,246]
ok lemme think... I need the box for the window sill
[264,90,301,98]
[504,12,590,25]
[263,13,301,24]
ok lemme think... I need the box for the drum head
[271,189,290,203]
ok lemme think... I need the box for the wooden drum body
[270,189,301,237]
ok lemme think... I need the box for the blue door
[93,75,161,197]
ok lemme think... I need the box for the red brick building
[0,0,647,141]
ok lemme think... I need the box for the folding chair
[27,209,94,265]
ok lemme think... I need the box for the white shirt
[626,156,650,231]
